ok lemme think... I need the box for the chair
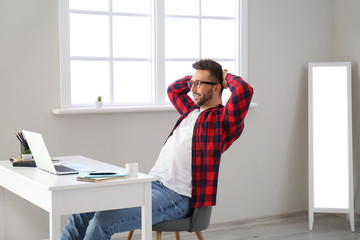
[126,206,212,240]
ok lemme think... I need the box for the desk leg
[141,182,152,240]
[0,187,5,240]
[50,192,61,240]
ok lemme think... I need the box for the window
[58,0,248,111]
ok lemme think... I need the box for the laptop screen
[22,130,57,174]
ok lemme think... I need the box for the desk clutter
[10,131,139,184]
[11,132,36,167]
[10,156,36,167]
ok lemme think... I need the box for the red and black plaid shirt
[167,73,253,208]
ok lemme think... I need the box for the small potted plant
[95,96,103,108]
[22,149,33,161]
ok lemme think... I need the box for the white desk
[0,155,156,240]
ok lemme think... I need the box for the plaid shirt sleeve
[167,75,195,115]
[221,73,254,152]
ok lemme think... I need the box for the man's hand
[222,69,229,89]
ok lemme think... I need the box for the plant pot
[95,101,103,108]
[22,153,33,161]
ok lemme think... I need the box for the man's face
[190,70,217,108]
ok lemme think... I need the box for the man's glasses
[188,80,218,89]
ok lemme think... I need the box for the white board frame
[308,62,354,232]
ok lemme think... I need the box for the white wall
[218,0,333,222]
[0,0,352,239]
[333,0,360,218]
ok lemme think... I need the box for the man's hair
[192,59,223,85]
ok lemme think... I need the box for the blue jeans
[61,181,191,240]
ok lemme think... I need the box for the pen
[16,132,30,150]
[89,172,117,175]
[16,134,23,143]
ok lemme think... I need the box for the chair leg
[175,232,180,240]
[195,232,205,240]
[126,230,134,240]
[156,231,162,240]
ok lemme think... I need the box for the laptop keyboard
[55,165,77,173]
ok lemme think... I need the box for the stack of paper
[76,171,126,183]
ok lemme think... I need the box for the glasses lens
[188,81,193,88]
[188,80,202,88]
[195,81,200,88]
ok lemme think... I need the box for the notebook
[22,130,79,175]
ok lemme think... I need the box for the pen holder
[20,143,25,158]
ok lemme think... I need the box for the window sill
[52,105,175,115]
[52,102,258,115]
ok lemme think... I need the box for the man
[61,59,253,240]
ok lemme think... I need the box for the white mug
[126,163,138,177]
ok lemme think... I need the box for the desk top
[0,155,156,191]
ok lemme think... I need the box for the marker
[89,172,117,175]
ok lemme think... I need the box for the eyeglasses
[188,80,218,89]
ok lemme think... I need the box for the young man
[61,59,253,240]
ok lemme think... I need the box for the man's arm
[167,75,196,115]
[222,72,253,136]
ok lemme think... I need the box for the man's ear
[214,84,222,95]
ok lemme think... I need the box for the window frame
[55,0,248,114]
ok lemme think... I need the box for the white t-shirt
[149,109,201,197]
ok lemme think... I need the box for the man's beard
[194,89,213,107]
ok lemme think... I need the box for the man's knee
[89,211,111,230]
[83,208,143,239]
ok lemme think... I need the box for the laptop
[22,130,79,175]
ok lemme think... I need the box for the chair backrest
[189,206,212,232]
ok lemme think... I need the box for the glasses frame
[188,80,219,89]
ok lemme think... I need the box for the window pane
[201,19,235,59]
[71,61,110,104]
[165,61,194,87]
[165,18,199,58]
[201,0,235,17]
[165,0,199,16]
[113,16,151,58]
[216,60,235,74]
[113,61,152,104]
[113,0,151,14]
[69,0,108,11]
[70,14,109,57]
